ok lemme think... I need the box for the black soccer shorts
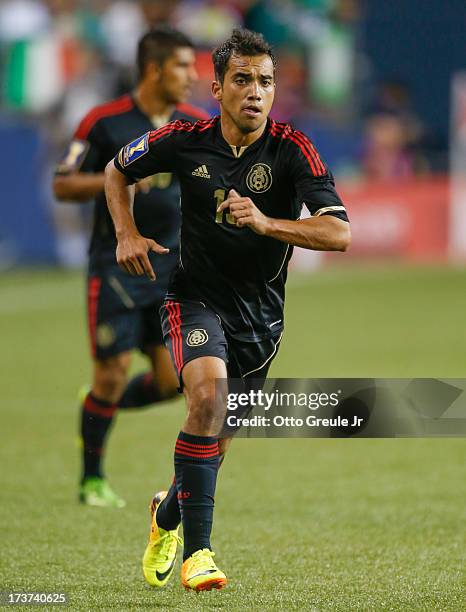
[87,252,177,359]
[160,298,282,386]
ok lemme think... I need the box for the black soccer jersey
[55,95,208,255]
[113,116,348,341]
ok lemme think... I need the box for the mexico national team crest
[246,163,273,193]
[187,329,209,347]
[96,323,115,348]
[121,132,149,167]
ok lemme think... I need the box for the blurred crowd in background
[1,0,465,266]
[1,0,437,176]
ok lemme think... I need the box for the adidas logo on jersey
[192,164,211,179]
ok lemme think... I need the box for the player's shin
[80,392,117,479]
[155,477,181,530]
[174,431,220,560]
[78,392,125,507]
[156,450,226,531]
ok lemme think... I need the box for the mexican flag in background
[3,34,77,113]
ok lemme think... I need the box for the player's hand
[116,232,169,281]
[217,189,271,235]
[135,177,152,194]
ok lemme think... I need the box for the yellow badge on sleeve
[57,139,89,173]
[122,133,150,167]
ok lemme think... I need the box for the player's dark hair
[137,27,194,80]
[212,28,276,83]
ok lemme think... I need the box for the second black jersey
[114,116,348,341]
[55,95,208,255]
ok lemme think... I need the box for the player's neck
[220,114,267,147]
[133,85,174,122]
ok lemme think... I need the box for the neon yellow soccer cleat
[142,491,182,588]
[79,476,126,508]
[181,548,227,592]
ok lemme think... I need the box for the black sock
[157,453,226,532]
[80,392,117,480]
[174,431,219,561]
[118,372,169,409]
[156,477,180,531]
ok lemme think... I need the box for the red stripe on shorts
[173,302,184,372]
[88,277,101,357]
[165,301,180,373]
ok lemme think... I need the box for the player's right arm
[53,105,152,201]
[105,124,184,279]
[104,162,165,279]
[53,111,107,202]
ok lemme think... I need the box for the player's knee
[97,357,129,382]
[186,381,225,429]
[93,354,130,399]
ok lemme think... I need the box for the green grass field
[1,264,465,611]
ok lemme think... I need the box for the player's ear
[146,61,163,83]
[211,80,222,102]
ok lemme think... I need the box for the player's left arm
[217,189,350,251]
[217,132,350,251]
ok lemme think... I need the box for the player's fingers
[148,239,169,255]
[231,208,250,219]
[229,195,249,203]
[236,216,254,227]
[217,194,245,211]
[139,254,156,281]
[118,261,132,275]
[123,260,138,275]
[229,189,241,198]
[229,202,249,212]
[135,182,145,194]
[217,200,230,213]
[130,257,144,275]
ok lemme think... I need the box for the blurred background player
[53,27,209,508]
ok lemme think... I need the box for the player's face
[159,47,198,104]
[213,54,275,134]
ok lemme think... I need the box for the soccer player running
[105,29,350,590]
[53,28,208,508]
